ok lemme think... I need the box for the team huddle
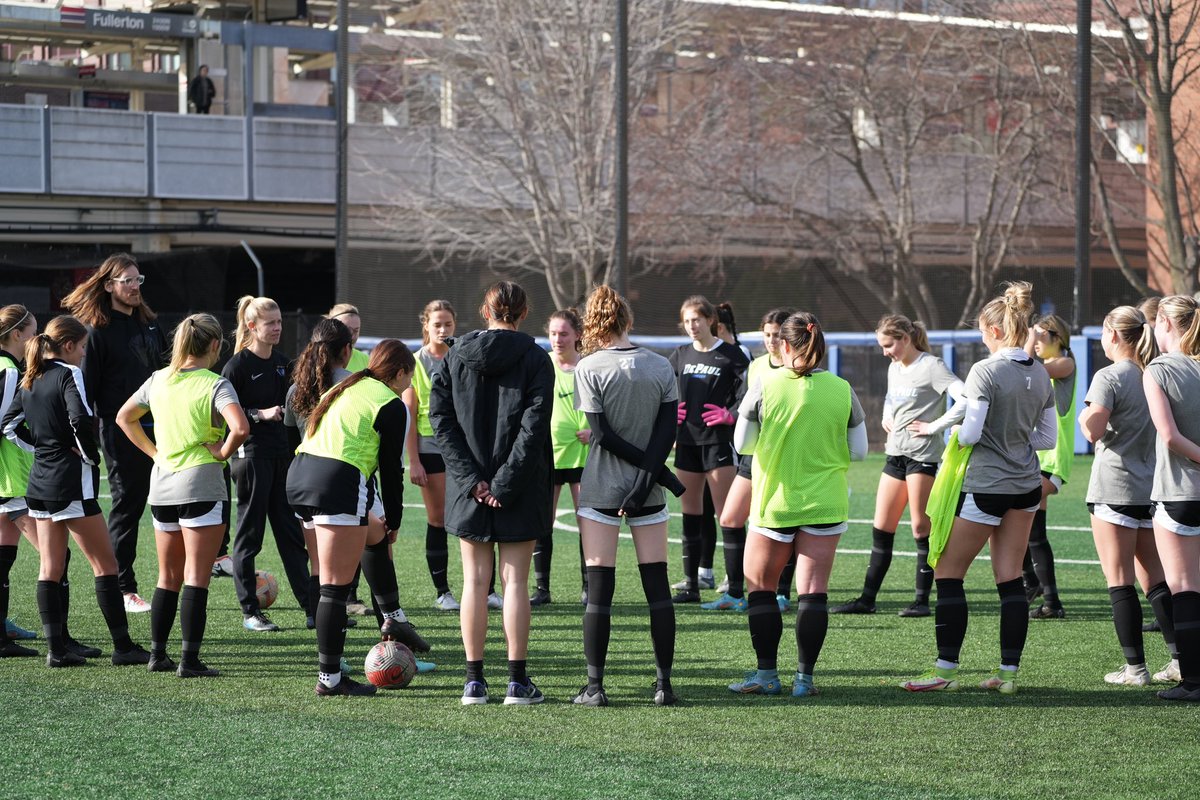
[1,255,1199,705]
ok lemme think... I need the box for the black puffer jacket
[429,329,553,542]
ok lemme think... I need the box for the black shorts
[883,454,938,481]
[151,501,227,532]
[1087,503,1154,528]
[955,487,1042,526]
[1157,501,1200,529]
[287,453,374,527]
[553,467,583,486]
[674,442,737,473]
[736,454,753,480]
[418,451,446,475]
[26,497,103,522]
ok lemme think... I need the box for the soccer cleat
[728,670,782,695]
[901,666,959,692]
[572,685,610,707]
[415,659,437,673]
[210,555,235,578]
[380,618,431,653]
[672,575,715,591]
[1157,683,1200,701]
[1143,619,1162,633]
[715,576,730,595]
[1154,659,1181,683]
[6,618,37,640]
[980,669,1018,694]
[243,613,280,632]
[898,603,931,618]
[700,592,747,611]
[123,592,152,614]
[461,680,489,705]
[306,615,315,630]
[435,591,461,612]
[47,650,87,668]
[792,672,819,698]
[654,685,680,707]
[0,639,38,658]
[147,654,177,673]
[315,675,377,697]
[1029,603,1065,620]
[1104,663,1151,686]
[111,644,152,666]
[487,592,504,610]
[504,679,545,705]
[1024,580,1043,604]
[671,589,700,604]
[830,597,876,615]
[530,588,552,607]
[346,600,371,617]
[776,595,791,613]
[64,637,101,659]
[178,660,220,678]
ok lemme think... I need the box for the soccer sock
[794,593,829,677]
[508,659,528,684]
[1028,510,1061,605]
[465,659,484,684]
[583,566,616,690]
[578,535,588,592]
[488,564,497,597]
[1147,582,1178,658]
[58,547,72,641]
[721,525,746,599]
[149,587,179,658]
[1108,584,1144,666]
[1021,548,1038,590]
[777,554,796,599]
[1171,591,1200,688]
[94,575,134,652]
[914,537,933,605]
[316,583,351,686]
[360,539,400,615]
[179,585,208,665]
[638,561,675,686]
[861,528,894,604]
[306,575,319,620]
[425,524,451,595]
[700,488,717,572]
[36,579,64,657]
[935,578,967,665]
[0,545,15,623]
[680,514,703,592]
[533,532,553,593]
[747,590,782,671]
[997,578,1028,669]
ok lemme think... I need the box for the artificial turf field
[2,453,1196,800]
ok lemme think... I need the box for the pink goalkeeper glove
[677,402,687,425]
[701,403,735,427]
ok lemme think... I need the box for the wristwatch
[248,409,262,424]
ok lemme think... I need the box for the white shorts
[151,501,226,532]
[750,521,847,544]
[1046,474,1063,491]
[577,505,670,528]
[1089,503,1154,530]
[0,496,28,519]
[1155,503,1200,537]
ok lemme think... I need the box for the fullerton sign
[59,7,200,39]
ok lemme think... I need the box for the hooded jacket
[429,328,553,542]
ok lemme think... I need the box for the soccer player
[429,281,554,706]
[1,316,151,668]
[326,303,370,372]
[832,314,965,618]
[116,314,249,677]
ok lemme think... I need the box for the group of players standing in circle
[2,256,1199,704]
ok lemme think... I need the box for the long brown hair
[977,281,1034,348]
[61,253,156,327]
[679,295,717,337]
[582,284,633,353]
[306,339,416,438]
[875,313,930,353]
[291,318,353,422]
[419,299,456,345]
[1103,305,1158,371]
[780,312,826,377]
[0,304,34,349]
[479,282,528,326]
[547,308,584,352]
[22,315,87,390]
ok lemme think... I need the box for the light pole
[1074,0,1092,332]
[612,0,629,297]
[334,0,350,299]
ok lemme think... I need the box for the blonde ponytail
[234,295,280,353]
[169,314,224,376]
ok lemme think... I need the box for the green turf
[2,454,1196,799]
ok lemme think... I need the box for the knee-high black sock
[935,578,967,665]
[583,566,616,690]
[37,579,64,657]
[59,547,72,640]
[680,514,703,591]
[306,575,319,620]
[0,545,16,624]
[149,587,179,657]
[777,554,796,599]
[1108,585,1144,665]
[700,488,717,572]
[488,564,497,596]
[95,575,134,652]
[997,578,1028,668]
[316,583,352,680]
[533,532,553,593]
[360,539,399,614]
[578,535,588,591]
[1028,510,1060,605]
[861,528,894,603]
[747,590,782,671]
[794,593,828,677]
[1172,591,1200,688]
[425,524,450,595]
[914,537,933,605]
[1147,582,1178,658]
[721,525,746,599]
[638,562,675,686]
[1022,548,1038,590]
[179,585,208,665]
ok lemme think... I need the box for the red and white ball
[255,570,279,609]
[364,640,417,689]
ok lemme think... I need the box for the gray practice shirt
[1084,359,1156,505]
[574,346,678,509]
[283,367,352,434]
[131,370,239,505]
[1146,352,1200,502]
[884,352,964,462]
[962,352,1054,495]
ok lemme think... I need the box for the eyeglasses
[110,276,145,287]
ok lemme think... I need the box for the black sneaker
[0,639,38,658]
[530,588,553,607]
[112,644,152,666]
[671,589,700,604]
[1029,603,1065,620]
[315,674,377,697]
[830,597,876,615]
[380,618,431,653]
[1143,619,1162,633]
[178,660,220,678]
[147,653,177,673]
[572,685,609,707]
[654,681,679,707]
[1157,683,1200,702]
[47,650,87,668]
[1024,581,1044,604]
[898,602,931,618]
[64,637,102,658]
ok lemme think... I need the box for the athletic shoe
[1143,619,1162,633]
[672,575,715,591]
[111,644,152,666]
[1154,659,1181,683]
[1158,683,1200,701]
[461,680,489,705]
[380,618,431,653]
[0,639,38,658]
[898,603,931,618]
[306,615,316,630]
[211,555,235,577]
[316,675,377,697]
[777,595,791,612]
[243,613,280,632]
[1024,580,1043,604]
[64,637,101,659]
[530,588,552,607]
[47,650,87,668]
[147,653,177,673]
[487,592,504,610]
[346,600,370,616]
[123,592,152,614]
[715,576,730,595]
[1104,663,1151,686]
[700,592,747,611]
[728,670,782,695]
[5,618,36,640]
[671,589,700,604]
[504,679,545,705]
[792,672,819,698]
[830,597,876,615]
[654,681,679,706]
[415,659,437,673]
[572,685,609,707]
[178,660,220,678]
[1029,603,1065,620]
[980,669,1018,694]
[901,666,959,692]
[580,590,588,605]
[435,591,461,612]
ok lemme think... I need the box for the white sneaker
[211,555,235,578]
[1104,663,1150,686]
[123,592,151,614]
[487,592,504,610]
[435,591,461,612]
[1154,659,1181,683]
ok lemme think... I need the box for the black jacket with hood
[429,328,553,542]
